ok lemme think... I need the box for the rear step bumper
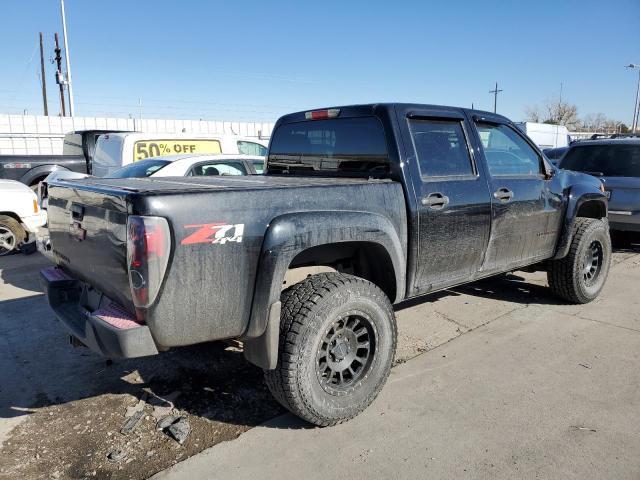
[40,267,159,359]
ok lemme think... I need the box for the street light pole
[60,0,75,116]
[626,64,640,133]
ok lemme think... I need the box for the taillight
[304,108,340,120]
[33,199,39,213]
[126,216,171,313]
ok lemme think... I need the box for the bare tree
[524,106,541,122]
[543,100,580,129]
[524,100,579,129]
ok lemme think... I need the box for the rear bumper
[609,211,640,232]
[40,267,159,359]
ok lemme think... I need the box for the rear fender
[554,185,607,259]
[243,211,405,369]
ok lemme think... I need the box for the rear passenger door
[401,109,492,294]
[472,118,564,272]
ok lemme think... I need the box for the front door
[402,110,492,294]
[472,119,564,273]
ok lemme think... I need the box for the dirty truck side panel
[139,180,407,348]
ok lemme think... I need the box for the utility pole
[60,0,75,116]
[54,33,66,116]
[489,82,503,113]
[39,32,49,116]
[626,64,640,133]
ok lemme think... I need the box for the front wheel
[264,273,397,426]
[547,218,611,303]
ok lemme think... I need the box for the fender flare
[554,185,608,259]
[19,164,70,187]
[243,211,406,369]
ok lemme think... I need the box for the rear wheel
[0,216,25,256]
[264,273,397,426]
[547,218,611,303]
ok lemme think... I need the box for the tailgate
[47,183,132,310]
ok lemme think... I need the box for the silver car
[560,139,640,235]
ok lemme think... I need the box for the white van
[515,122,571,149]
[92,132,268,177]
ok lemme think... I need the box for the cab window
[409,119,474,177]
[475,123,543,176]
[190,161,247,176]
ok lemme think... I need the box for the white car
[107,154,266,178]
[92,132,269,177]
[0,179,47,255]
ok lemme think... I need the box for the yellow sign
[133,139,222,160]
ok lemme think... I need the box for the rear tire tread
[264,272,396,427]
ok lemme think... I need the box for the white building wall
[0,114,274,155]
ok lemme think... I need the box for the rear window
[561,144,640,177]
[108,159,170,178]
[267,117,389,176]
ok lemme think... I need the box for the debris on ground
[125,392,148,417]
[570,425,597,432]
[120,410,145,435]
[148,390,180,420]
[156,414,181,430]
[165,417,191,445]
[107,449,127,463]
[578,363,592,369]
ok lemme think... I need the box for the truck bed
[46,174,407,348]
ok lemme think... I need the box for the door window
[408,119,474,178]
[237,141,268,156]
[190,161,247,176]
[475,123,543,176]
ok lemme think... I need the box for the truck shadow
[396,273,566,311]
[451,274,566,306]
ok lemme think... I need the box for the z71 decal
[181,223,245,245]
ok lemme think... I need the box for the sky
[1,0,639,125]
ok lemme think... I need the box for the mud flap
[243,301,281,370]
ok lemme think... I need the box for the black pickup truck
[42,104,610,426]
[0,129,123,189]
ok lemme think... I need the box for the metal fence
[0,114,274,155]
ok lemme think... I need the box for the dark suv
[560,139,640,234]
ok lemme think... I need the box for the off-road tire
[0,215,25,256]
[264,273,397,426]
[547,218,611,303]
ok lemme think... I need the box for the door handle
[422,192,450,210]
[493,188,514,202]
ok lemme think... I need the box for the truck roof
[275,103,510,124]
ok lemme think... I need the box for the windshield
[108,159,170,178]
[561,144,640,177]
[267,117,389,176]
